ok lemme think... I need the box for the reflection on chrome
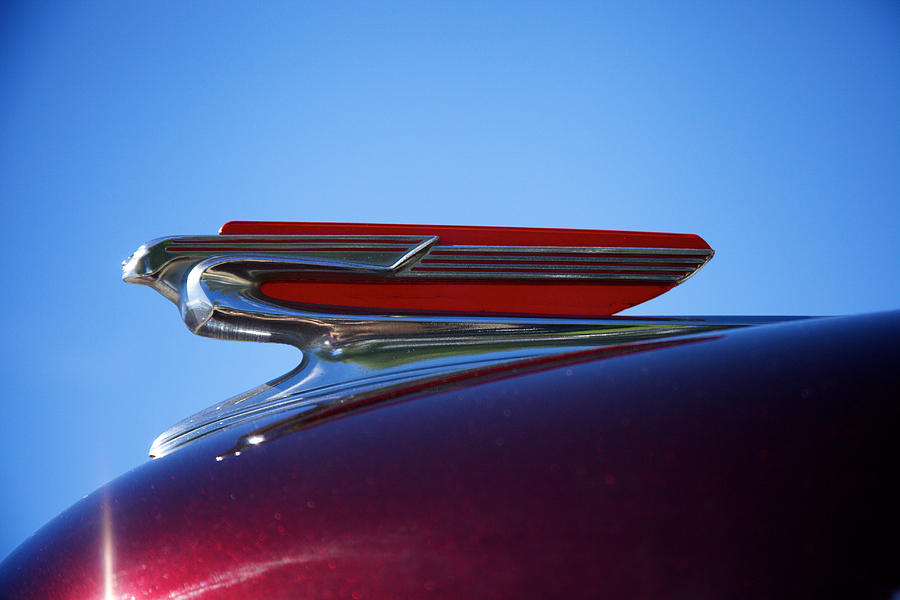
[212,334,726,463]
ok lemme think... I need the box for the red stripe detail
[220,221,711,250]
[412,267,685,275]
[259,279,676,317]
[165,247,401,253]
[429,250,701,259]
[409,267,686,275]
[419,258,699,267]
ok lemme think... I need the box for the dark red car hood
[2,311,899,599]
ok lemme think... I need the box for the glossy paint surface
[2,312,899,598]
[258,279,677,317]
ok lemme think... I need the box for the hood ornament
[124,222,737,458]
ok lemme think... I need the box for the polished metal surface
[406,244,711,280]
[126,235,713,285]
[123,234,736,458]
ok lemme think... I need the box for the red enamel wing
[135,220,714,318]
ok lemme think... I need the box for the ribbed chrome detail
[396,244,714,282]
[413,264,688,272]
[129,235,714,284]
[429,245,713,255]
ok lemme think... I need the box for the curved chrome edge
[676,248,715,284]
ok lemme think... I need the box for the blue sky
[1,1,898,558]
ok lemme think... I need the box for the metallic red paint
[2,311,899,598]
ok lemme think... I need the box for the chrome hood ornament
[123,222,747,458]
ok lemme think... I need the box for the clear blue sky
[1,1,898,558]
